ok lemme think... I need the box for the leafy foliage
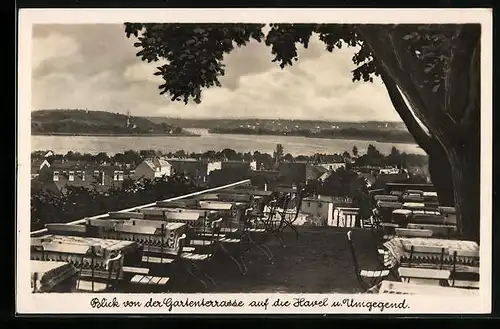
[31,174,197,231]
[124,23,458,105]
[124,23,265,104]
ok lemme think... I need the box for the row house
[316,162,346,172]
[134,157,212,182]
[34,160,133,194]
[134,158,172,180]
[167,158,209,181]
[207,160,257,175]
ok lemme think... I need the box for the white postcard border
[17,8,493,314]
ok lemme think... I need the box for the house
[305,165,328,181]
[277,161,308,185]
[330,207,360,228]
[207,160,222,175]
[34,160,133,194]
[371,172,410,189]
[221,160,252,172]
[359,173,377,188]
[301,195,353,226]
[134,158,172,180]
[317,162,346,172]
[44,150,54,158]
[31,159,51,179]
[167,158,208,180]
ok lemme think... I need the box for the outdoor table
[156,199,199,209]
[410,213,452,226]
[374,195,400,202]
[376,280,480,296]
[139,206,207,224]
[402,195,425,203]
[407,223,458,237]
[85,218,187,255]
[397,266,451,285]
[229,189,274,197]
[383,237,480,272]
[31,235,143,290]
[406,190,425,196]
[199,192,253,203]
[402,202,426,210]
[395,228,433,238]
[31,260,79,293]
[108,211,145,219]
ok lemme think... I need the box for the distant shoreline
[306,135,416,145]
[32,132,201,137]
[209,131,417,145]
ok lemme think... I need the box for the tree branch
[445,24,481,125]
[356,25,456,146]
[380,72,433,154]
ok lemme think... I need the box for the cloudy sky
[32,24,401,122]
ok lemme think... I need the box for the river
[31,128,425,156]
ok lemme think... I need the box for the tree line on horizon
[32,144,428,171]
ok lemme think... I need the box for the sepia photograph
[17,8,492,314]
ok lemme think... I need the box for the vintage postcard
[17,8,492,314]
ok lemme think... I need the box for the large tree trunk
[380,72,455,206]
[447,138,480,242]
[427,138,455,206]
[358,24,481,242]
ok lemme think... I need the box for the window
[118,171,124,181]
[318,203,323,208]
[68,171,75,182]
[53,171,59,182]
[82,171,86,182]
[113,171,119,181]
[94,170,100,177]
[307,202,311,207]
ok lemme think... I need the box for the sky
[32,24,402,122]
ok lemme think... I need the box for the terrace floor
[169,227,380,294]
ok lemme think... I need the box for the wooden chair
[194,209,248,275]
[129,234,187,293]
[179,215,222,290]
[76,245,122,293]
[238,197,278,262]
[346,230,393,292]
[277,187,307,244]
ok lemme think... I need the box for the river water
[31,128,425,156]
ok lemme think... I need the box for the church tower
[126,110,131,128]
